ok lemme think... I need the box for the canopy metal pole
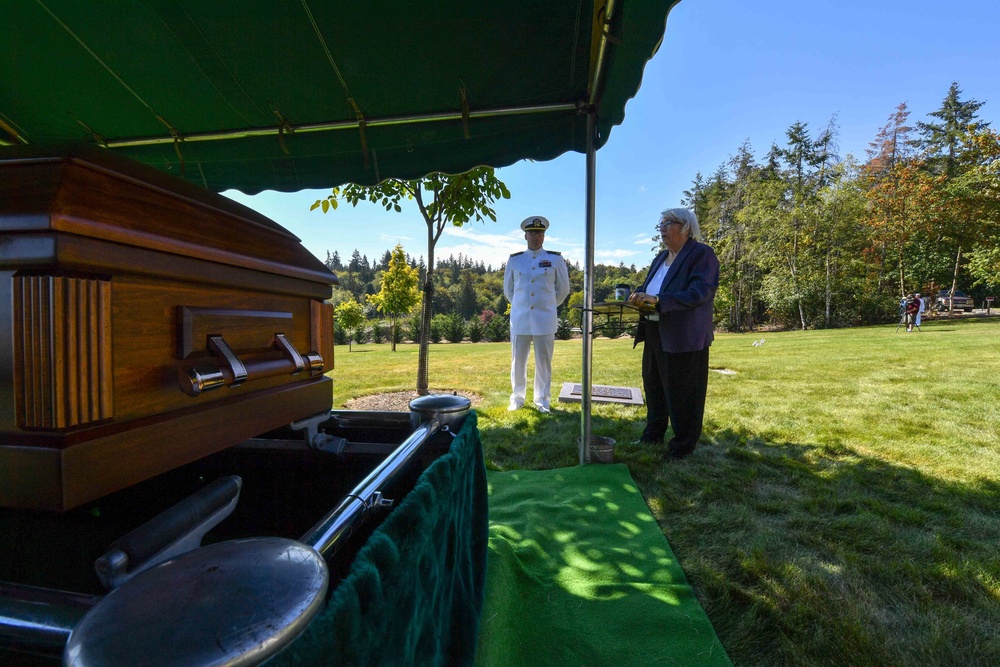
[580,107,597,465]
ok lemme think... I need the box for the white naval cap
[520,215,550,232]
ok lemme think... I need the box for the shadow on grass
[631,424,1000,667]
[478,407,999,666]
[478,407,649,470]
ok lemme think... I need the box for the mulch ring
[342,389,484,412]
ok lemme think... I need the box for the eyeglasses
[656,220,682,231]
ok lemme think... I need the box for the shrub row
[334,315,576,345]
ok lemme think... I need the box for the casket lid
[0,145,335,286]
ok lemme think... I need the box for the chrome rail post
[580,107,597,464]
[0,583,99,657]
[300,419,440,559]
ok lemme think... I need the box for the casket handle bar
[180,333,324,396]
[273,332,305,372]
[209,334,248,386]
[94,475,243,590]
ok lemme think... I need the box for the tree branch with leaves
[334,299,366,352]
[368,244,421,352]
[312,167,510,394]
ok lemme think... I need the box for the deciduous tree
[334,299,366,352]
[957,128,1000,290]
[312,167,510,394]
[862,103,928,296]
[368,244,421,352]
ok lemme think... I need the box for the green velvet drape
[274,411,488,666]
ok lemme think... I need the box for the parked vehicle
[935,290,975,312]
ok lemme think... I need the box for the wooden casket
[0,147,335,511]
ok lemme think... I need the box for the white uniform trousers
[510,334,555,409]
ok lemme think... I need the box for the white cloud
[444,225,522,243]
[436,226,525,267]
[434,225,645,268]
[380,233,413,241]
[633,231,656,246]
[595,249,641,261]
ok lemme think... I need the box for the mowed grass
[330,318,1000,667]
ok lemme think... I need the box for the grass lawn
[331,317,1000,667]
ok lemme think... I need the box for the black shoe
[666,447,694,460]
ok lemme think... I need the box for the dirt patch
[343,389,484,412]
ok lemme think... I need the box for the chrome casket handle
[180,333,323,396]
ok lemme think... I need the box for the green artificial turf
[476,464,731,667]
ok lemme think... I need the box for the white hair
[659,208,700,241]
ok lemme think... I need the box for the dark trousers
[641,321,710,456]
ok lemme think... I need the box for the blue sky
[224,0,999,271]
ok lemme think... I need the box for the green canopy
[2,0,679,194]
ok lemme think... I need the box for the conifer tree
[917,83,991,297]
[917,82,988,178]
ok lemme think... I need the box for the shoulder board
[547,250,562,255]
[509,251,525,257]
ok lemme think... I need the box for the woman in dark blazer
[628,208,719,459]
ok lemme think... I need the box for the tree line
[686,82,998,330]
[325,244,647,345]
[321,82,998,343]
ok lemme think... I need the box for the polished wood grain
[0,232,332,299]
[1,149,339,511]
[13,275,113,430]
[0,379,333,511]
[179,307,295,359]
[312,300,335,371]
[0,150,335,286]
[113,274,319,420]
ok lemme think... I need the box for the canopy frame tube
[100,103,581,149]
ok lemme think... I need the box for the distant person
[905,293,920,331]
[915,293,925,327]
[628,208,719,460]
[504,215,570,413]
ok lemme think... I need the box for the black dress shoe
[666,447,693,460]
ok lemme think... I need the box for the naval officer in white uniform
[504,216,570,412]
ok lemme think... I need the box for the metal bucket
[578,435,616,463]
